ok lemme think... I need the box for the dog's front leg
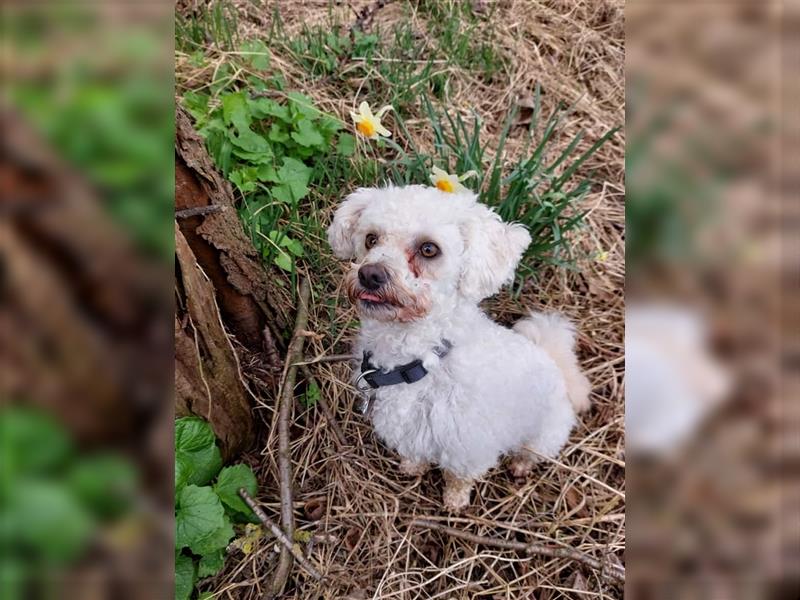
[399,458,430,477]
[443,470,474,511]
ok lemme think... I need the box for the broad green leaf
[268,122,290,143]
[271,184,294,205]
[214,464,257,515]
[283,238,304,257]
[229,167,259,193]
[228,129,270,154]
[174,418,222,490]
[221,92,251,132]
[267,231,304,257]
[257,165,279,182]
[291,119,324,148]
[175,417,215,452]
[336,133,356,157]
[198,549,225,578]
[175,553,196,600]
[175,485,226,551]
[191,518,234,556]
[287,92,319,119]
[175,453,191,493]
[273,250,293,272]
[248,97,290,122]
[274,157,311,202]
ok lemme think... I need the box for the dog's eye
[419,242,440,258]
[365,233,379,249]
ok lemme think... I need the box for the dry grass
[178,1,625,598]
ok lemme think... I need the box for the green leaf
[198,549,226,578]
[67,454,137,520]
[0,408,72,481]
[221,92,251,132]
[267,231,304,257]
[271,184,294,205]
[191,518,234,555]
[291,119,324,147]
[175,485,227,552]
[274,157,312,202]
[6,480,93,564]
[303,381,320,408]
[287,92,320,119]
[268,123,290,143]
[273,251,294,272]
[257,165,279,182]
[214,464,258,515]
[228,128,270,155]
[174,418,222,491]
[248,96,290,122]
[336,133,356,157]
[175,553,197,600]
[229,167,259,193]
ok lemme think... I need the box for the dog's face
[327,185,531,323]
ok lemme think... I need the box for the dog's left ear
[458,203,531,301]
[327,188,373,259]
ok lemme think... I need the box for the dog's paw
[442,486,471,512]
[508,453,536,479]
[567,370,592,413]
[442,474,473,511]
[399,458,429,477]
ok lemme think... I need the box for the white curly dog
[328,185,591,509]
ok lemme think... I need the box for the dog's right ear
[327,188,373,259]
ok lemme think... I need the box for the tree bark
[174,105,286,458]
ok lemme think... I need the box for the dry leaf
[344,526,362,551]
[304,497,327,521]
[566,570,589,593]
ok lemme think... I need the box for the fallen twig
[270,277,312,598]
[291,353,356,367]
[238,488,324,581]
[409,519,625,584]
[175,204,223,219]
[300,364,347,448]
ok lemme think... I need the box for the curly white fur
[328,185,590,506]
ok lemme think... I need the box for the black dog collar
[357,340,453,390]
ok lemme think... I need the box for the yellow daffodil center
[435,179,455,193]
[356,119,376,137]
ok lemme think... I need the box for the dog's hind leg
[509,396,575,478]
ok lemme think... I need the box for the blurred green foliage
[0,407,137,599]
[5,9,174,261]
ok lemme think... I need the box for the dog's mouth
[357,290,396,309]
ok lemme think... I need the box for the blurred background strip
[626,0,798,597]
[1,2,174,599]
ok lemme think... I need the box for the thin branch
[270,277,312,598]
[238,488,324,581]
[175,204,224,219]
[409,519,625,584]
[291,353,356,367]
[300,364,347,448]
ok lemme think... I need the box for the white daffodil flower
[350,101,393,139]
[429,166,478,193]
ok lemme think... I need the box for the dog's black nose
[358,263,389,291]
